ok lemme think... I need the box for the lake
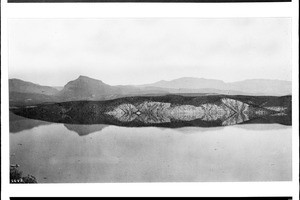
[10,113,292,183]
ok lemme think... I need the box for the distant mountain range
[9,75,292,106]
[143,77,292,96]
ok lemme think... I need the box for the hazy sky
[9,18,291,86]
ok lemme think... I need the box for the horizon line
[9,75,292,87]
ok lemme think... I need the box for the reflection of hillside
[9,112,51,133]
[234,123,291,131]
[173,126,225,134]
[107,98,285,126]
[10,95,292,128]
[239,114,291,126]
[64,124,108,136]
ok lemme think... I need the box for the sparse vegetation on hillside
[10,94,292,128]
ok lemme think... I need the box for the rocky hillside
[9,76,292,106]
[57,75,121,101]
[10,95,292,128]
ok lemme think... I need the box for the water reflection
[9,112,52,133]
[10,111,291,137]
[10,97,291,129]
[10,121,292,182]
[64,124,109,136]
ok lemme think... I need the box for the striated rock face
[106,98,275,126]
[264,106,288,113]
[220,98,250,126]
[10,95,291,127]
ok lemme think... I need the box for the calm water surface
[10,114,292,183]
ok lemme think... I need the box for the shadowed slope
[10,95,291,128]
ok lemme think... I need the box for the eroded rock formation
[106,98,282,126]
[10,95,291,127]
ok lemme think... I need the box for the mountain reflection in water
[10,112,291,136]
[10,121,292,182]
[9,95,292,183]
[10,113,108,136]
[9,112,52,133]
[64,124,109,136]
[10,95,292,128]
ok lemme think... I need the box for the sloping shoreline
[10,94,292,128]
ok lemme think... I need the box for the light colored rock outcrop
[106,98,271,126]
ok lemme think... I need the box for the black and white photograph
[1,0,299,198]
[7,18,292,183]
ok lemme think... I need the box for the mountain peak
[58,75,120,101]
[75,75,104,83]
[78,75,93,80]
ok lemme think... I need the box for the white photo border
[1,1,299,199]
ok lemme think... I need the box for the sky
[8,18,292,86]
